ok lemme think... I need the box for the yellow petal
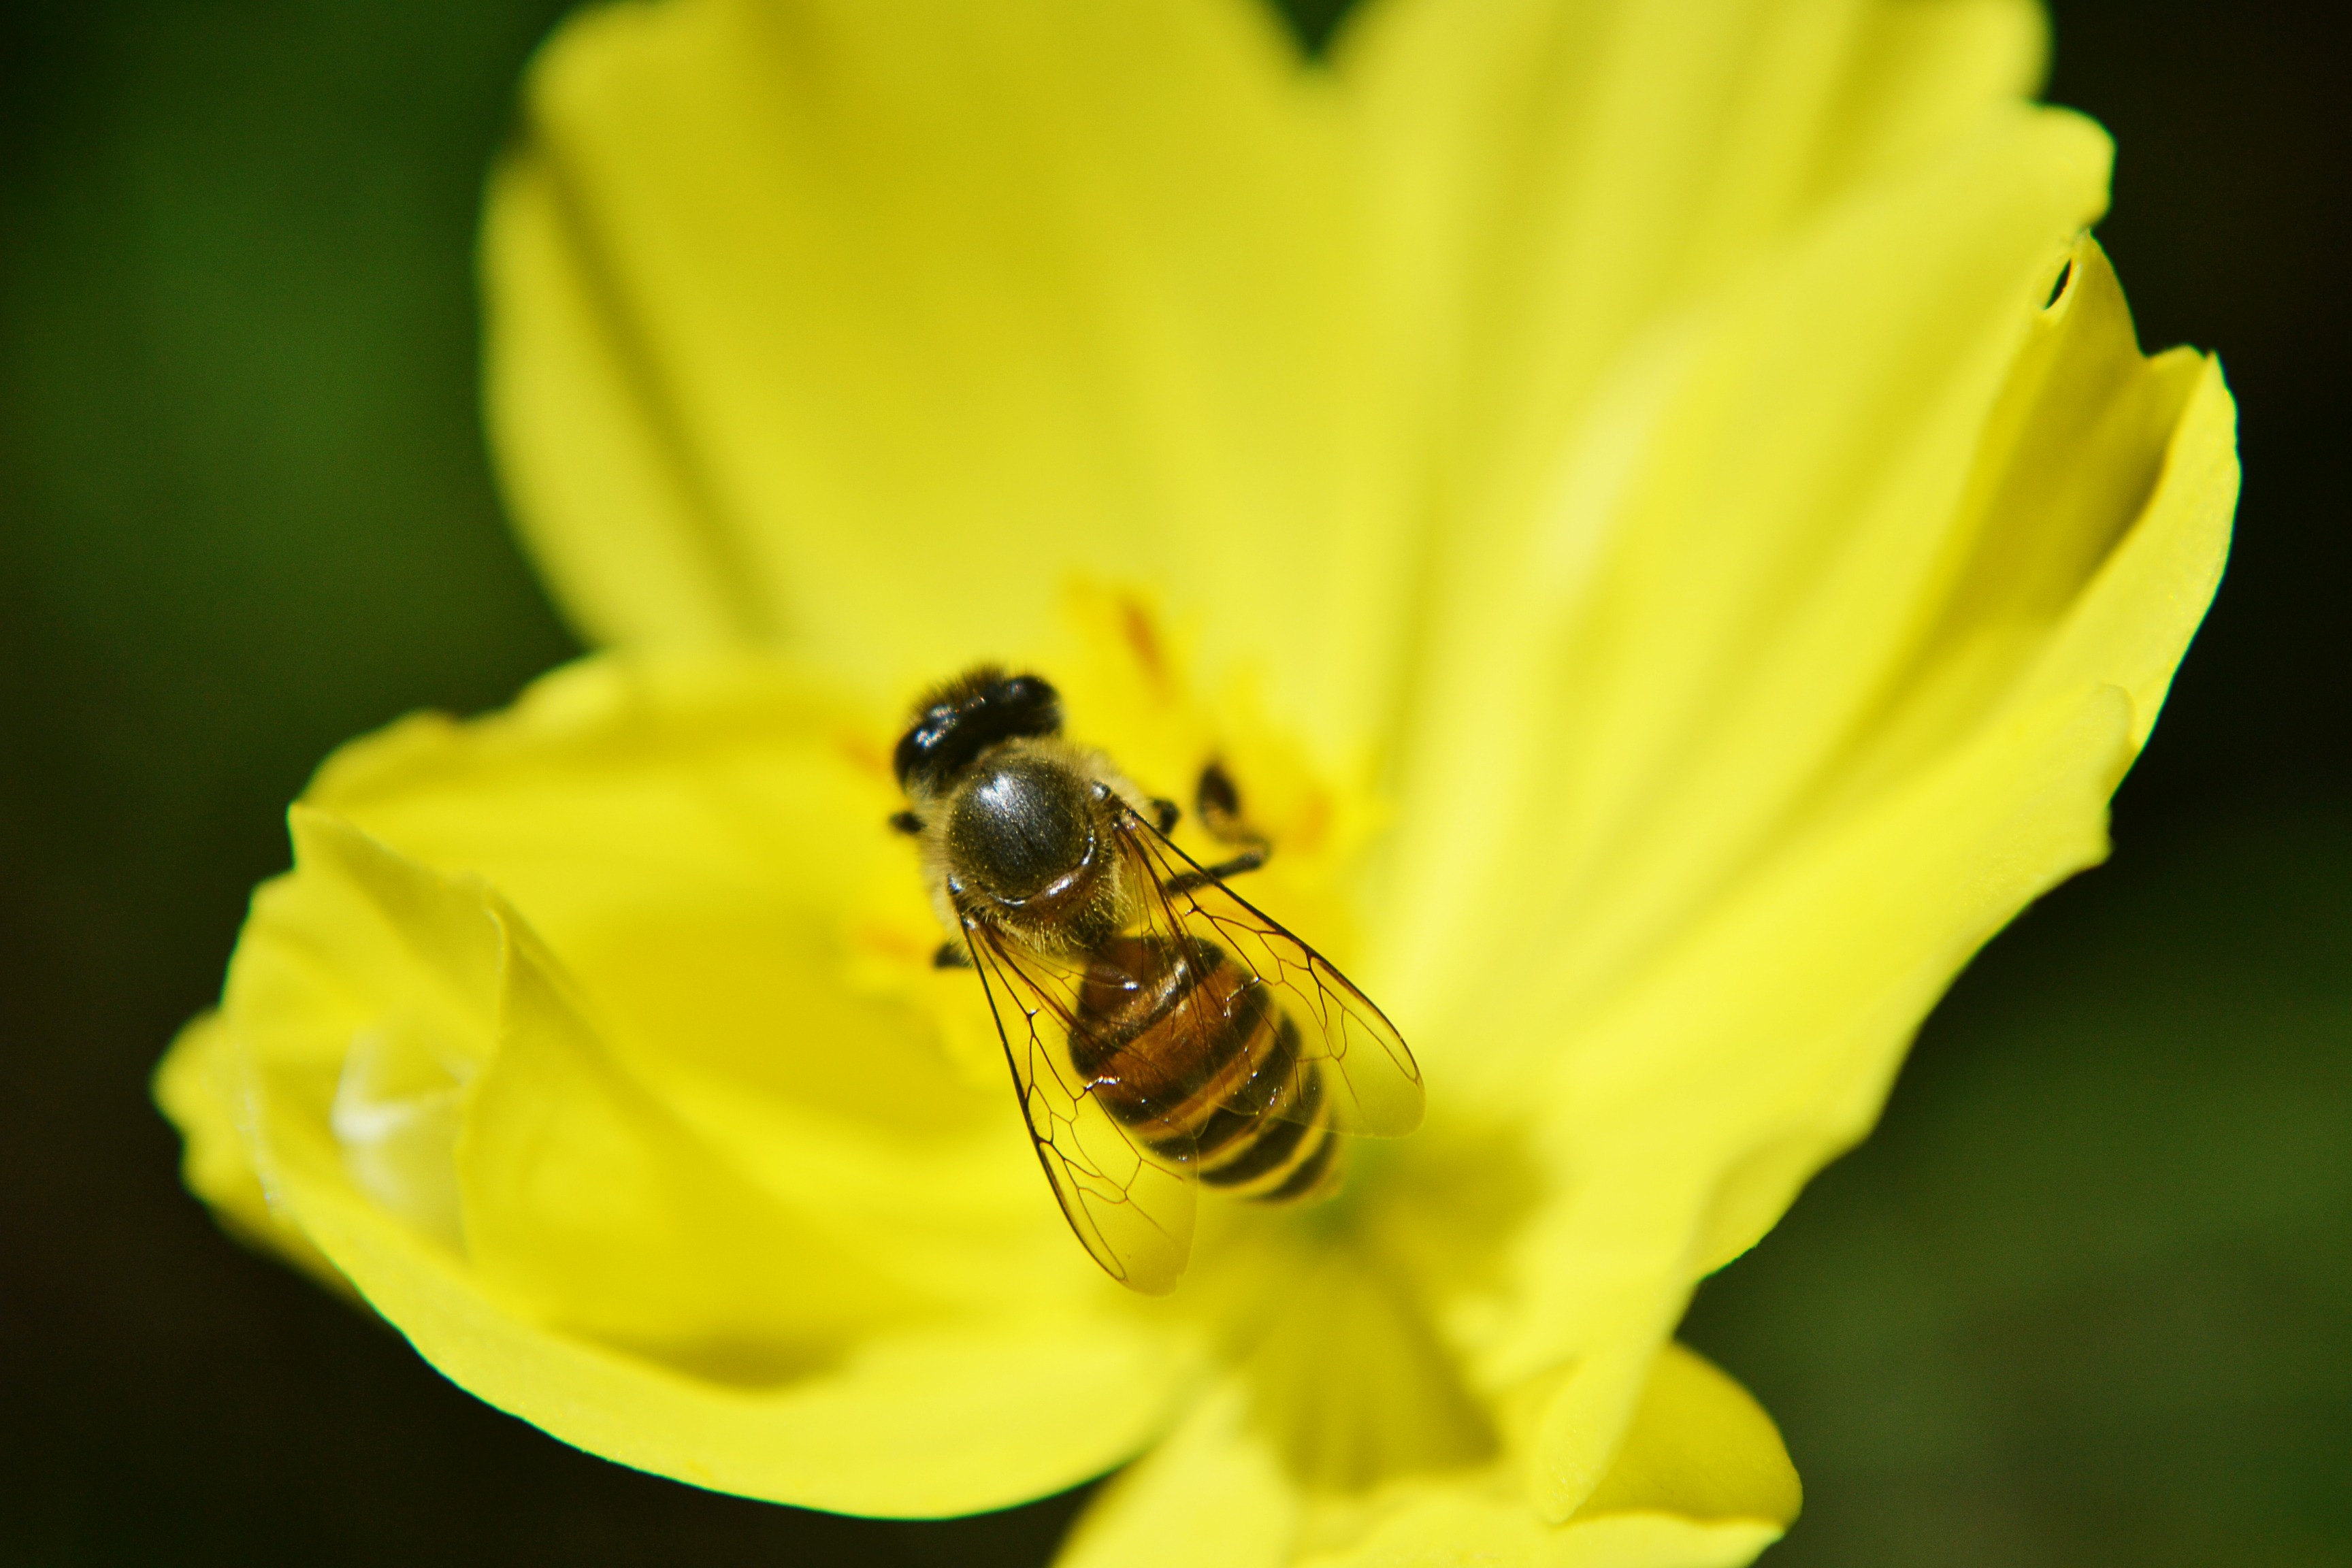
[1345,0,2048,557]
[284,1149,1192,1514]
[1057,1382,1302,1568]
[1574,1344,1799,1526]
[156,653,1209,1515]
[1505,679,2128,1503]
[1320,1507,1782,1568]
[483,0,1419,760]
[1463,289,2232,1486]
[1955,244,2238,751]
[1379,101,2119,1028]
[1303,1498,1780,1568]
[1821,236,2221,794]
[1060,1347,1789,1568]
[151,1011,350,1294]
[1451,227,2233,1486]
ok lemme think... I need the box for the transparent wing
[964,919,1197,1295]
[1114,806,1424,1140]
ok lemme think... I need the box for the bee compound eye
[946,755,1093,904]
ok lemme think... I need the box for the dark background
[0,1,2342,1563]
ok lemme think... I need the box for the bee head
[894,667,1063,797]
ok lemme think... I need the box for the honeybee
[889,667,1423,1294]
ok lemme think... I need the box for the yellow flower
[155,0,2237,1562]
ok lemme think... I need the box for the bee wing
[1114,807,1425,1141]
[964,919,1198,1295]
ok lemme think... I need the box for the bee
[889,666,1423,1294]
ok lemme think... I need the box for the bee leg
[1164,847,1267,895]
[1195,762,1247,842]
[1175,762,1272,892]
[1205,847,1267,879]
[1149,797,1181,834]
[889,811,924,835]
[1196,762,1270,841]
[932,942,973,970]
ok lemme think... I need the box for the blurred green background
[0,1,2342,1563]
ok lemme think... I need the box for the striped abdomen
[1068,934,1339,1203]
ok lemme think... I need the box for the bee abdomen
[1198,1060,1344,1203]
[1070,935,1341,1204]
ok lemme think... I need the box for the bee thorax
[944,752,1098,906]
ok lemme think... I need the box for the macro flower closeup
[154,0,2236,1562]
